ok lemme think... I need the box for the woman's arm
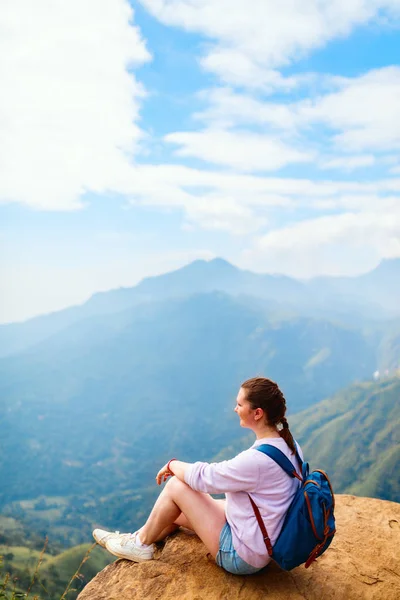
[156,459,190,485]
[157,451,260,494]
[185,452,261,494]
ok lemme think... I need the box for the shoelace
[119,532,138,547]
[98,530,121,543]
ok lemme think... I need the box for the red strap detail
[167,458,177,474]
[305,509,335,568]
[248,494,273,556]
[305,549,319,568]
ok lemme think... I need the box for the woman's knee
[164,476,190,496]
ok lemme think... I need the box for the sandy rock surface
[78,495,400,600]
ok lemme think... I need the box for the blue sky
[1,0,400,322]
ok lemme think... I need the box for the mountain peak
[183,257,238,272]
[208,257,237,269]
[202,257,242,275]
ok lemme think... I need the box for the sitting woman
[93,377,302,575]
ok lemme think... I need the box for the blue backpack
[249,444,336,570]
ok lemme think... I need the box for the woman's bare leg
[139,478,226,557]
[152,498,226,542]
[152,523,179,542]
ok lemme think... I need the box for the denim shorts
[215,522,262,575]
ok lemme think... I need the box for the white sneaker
[105,532,155,562]
[93,528,127,548]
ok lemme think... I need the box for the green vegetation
[2,487,160,551]
[0,532,111,600]
[291,375,400,501]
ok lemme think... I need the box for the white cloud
[118,163,400,240]
[307,194,400,211]
[195,87,298,130]
[139,0,400,88]
[200,51,306,92]
[319,155,376,171]
[3,1,399,213]
[258,210,400,252]
[165,128,313,172]
[183,194,266,235]
[0,0,150,210]
[243,205,400,277]
[195,67,400,162]
[121,163,400,204]
[299,66,400,151]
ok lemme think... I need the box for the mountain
[0,292,380,510]
[0,258,305,358]
[291,375,400,501]
[308,258,400,315]
[1,257,399,358]
[0,258,398,555]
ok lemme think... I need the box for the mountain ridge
[1,256,399,358]
[0,291,383,512]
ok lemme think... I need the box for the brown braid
[241,377,297,454]
[278,416,296,454]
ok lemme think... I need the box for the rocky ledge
[78,495,400,600]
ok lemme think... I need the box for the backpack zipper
[304,480,320,487]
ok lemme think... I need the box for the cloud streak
[165,129,313,172]
[139,0,400,87]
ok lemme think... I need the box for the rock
[78,495,400,600]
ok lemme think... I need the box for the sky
[1,0,400,323]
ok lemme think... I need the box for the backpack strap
[248,442,303,556]
[256,444,303,481]
[247,494,273,556]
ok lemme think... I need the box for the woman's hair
[241,377,296,454]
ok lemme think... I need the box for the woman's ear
[254,407,264,421]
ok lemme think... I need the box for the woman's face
[234,387,255,429]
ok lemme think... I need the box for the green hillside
[291,375,400,501]
[0,536,111,600]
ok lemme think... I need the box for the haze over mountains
[1,257,400,358]
[0,257,399,566]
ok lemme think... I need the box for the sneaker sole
[93,533,105,547]
[105,545,153,563]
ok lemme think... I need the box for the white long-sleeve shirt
[184,436,303,568]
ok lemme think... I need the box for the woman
[93,377,302,575]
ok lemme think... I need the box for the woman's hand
[156,463,173,486]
